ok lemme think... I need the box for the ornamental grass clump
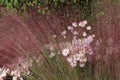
[20,20,96,80]
[45,20,95,68]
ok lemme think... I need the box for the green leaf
[26,2,32,6]
[38,8,41,13]
[14,0,18,6]
[73,0,77,3]
[41,9,45,15]
[33,0,37,4]
[6,4,12,9]
[60,0,65,3]
[0,0,4,5]
[21,3,27,10]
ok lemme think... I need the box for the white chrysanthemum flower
[11,70,23,80]
[73,31,79,35]
[86,26,91,30]
[66,57,72,62]
[83,57,87,62]
[45,43,55,51]
[63,35,66,38]
[67,57,77,67]
[78,53,85,57]
[89,52,93,55]
[61,30,67,35]
[0,68,2,71]
[49,52,55,58]
[65,42,73,51]
[78,20,87,27]
[13,76,23,80]
[92,34,95,37]
[76,54,81,61]
[0,72,6,79]
[26,71,30,75]
[83,35,94,46]
[67,26,73,30]
[53,34,57,38]
[49,45,54,51]
[82,32,87,37]
[20,77,24,80]
[79,57,87,62]
[11,71,14,76]
[12,70,21,77]
[73,54,78,60]
[13,76,17,80]
[73,39,82,46]
[70,61,77,67]
[62,48,70,57]
[11,70,24,80]
[72,22,78,27]
[79,63,85,67]
[0,67,9,79]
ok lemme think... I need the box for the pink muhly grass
[0,11,69,70]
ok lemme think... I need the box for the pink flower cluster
[60,20,92,39]
[61,35,95,67]
[47,20,95,68]
[0,58,32,80]
[60,20,95,67]
[0,67,23,80]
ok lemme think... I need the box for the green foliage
[0,0,92,16]
[79,0,93,19]
[22,50,113,80]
